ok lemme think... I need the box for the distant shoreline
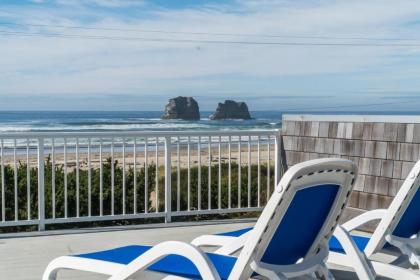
[0,143,274,170]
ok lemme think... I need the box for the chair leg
[409,253,420,268]
[386,233,420,269]
[330,225,376,280]
[371,261,420,280]
[42,268,58,280]
[328,252,375,280]
[314,264,335,280]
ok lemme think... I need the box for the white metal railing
[0,130,282,232]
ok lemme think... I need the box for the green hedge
[0,156,274,232]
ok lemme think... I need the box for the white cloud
[1,0,420,110]
[55,0,145,8]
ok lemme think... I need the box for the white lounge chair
[194,160,420,279]
[328,159,420,279]
[43,158,357,280]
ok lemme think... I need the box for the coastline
[1,144,274,169]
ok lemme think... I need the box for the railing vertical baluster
[64,138,67,218]
[76,138,80,218]
[111,138,115,215]
[187,136,191,211]
[133,138,137,214]
[218,136,221,210]
[257,136,261,208]
[267,135,271,201]
[155,137,159,213]
[248,136,251,208]
[26,139,31,220]
[197,136,201,211]
[144,137,148,213]
[99,139,103,216]
[51,139,55,219]
[13,139,17,221]
[38,138,45,231]
[274,132,282,186]
[177,136,180,212]
[122,138,126,215]
[208,136,211,210]
[238,136,241,208]
[164,136,172,222]
[228,136,231,209]
[1,139,4,222]
[88,138,91,217]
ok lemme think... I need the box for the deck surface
[0,220,416,279]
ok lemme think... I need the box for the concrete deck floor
[0,220,416,280]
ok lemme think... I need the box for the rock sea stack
[161,96,200,120]
[209,100,251,120]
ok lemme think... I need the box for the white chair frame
[192,160,420,280]
[328,160,420,280]
[43,158,357,280]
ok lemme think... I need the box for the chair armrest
[214,231,252,255]
[342,209,387,232]
[385,234,420,267]
[191,235,238,248]
[385,233,420,248]
[191,230,253,256]
[108,241,221,280]
[331,225,376,279]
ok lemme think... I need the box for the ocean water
[0,111,283,132]
[0,110,419,133]
[1,110,419,155]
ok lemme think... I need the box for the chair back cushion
[392,187,420,238]
[261,184,339,265]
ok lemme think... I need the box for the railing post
[38,138,45,231]
[274,130,282,186]
[164,136,172,223]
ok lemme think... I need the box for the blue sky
[2,0,420,111]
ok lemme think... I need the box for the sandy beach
[1,144,275,169]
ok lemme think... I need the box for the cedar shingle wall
[282,118,419,212]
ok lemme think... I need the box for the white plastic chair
[43,158,357,280]
[193,160,420,279]
[328,159,420,279]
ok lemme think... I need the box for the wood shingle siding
[282,115,420,213]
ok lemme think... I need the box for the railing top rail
[283,114,420,123]
[0,129,280,139]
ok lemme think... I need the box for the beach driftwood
[210,100,251,120]
[161,96,200,120]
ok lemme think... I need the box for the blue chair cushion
[329,235,370,253]
[261,184,340,266]
[392,187,420,238]
[76,245,237,280]
[216,227,253,237]
[219,185,340,266]
[218,227,372,255]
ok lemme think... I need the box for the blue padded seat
[77,245,237,280]
[329,235,370,253]
[217,228,372,255]
[216,227,253,237]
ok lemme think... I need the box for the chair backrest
[365,160,420,256]
[228,158,357,280]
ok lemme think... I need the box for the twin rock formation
[161,96,251,120]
